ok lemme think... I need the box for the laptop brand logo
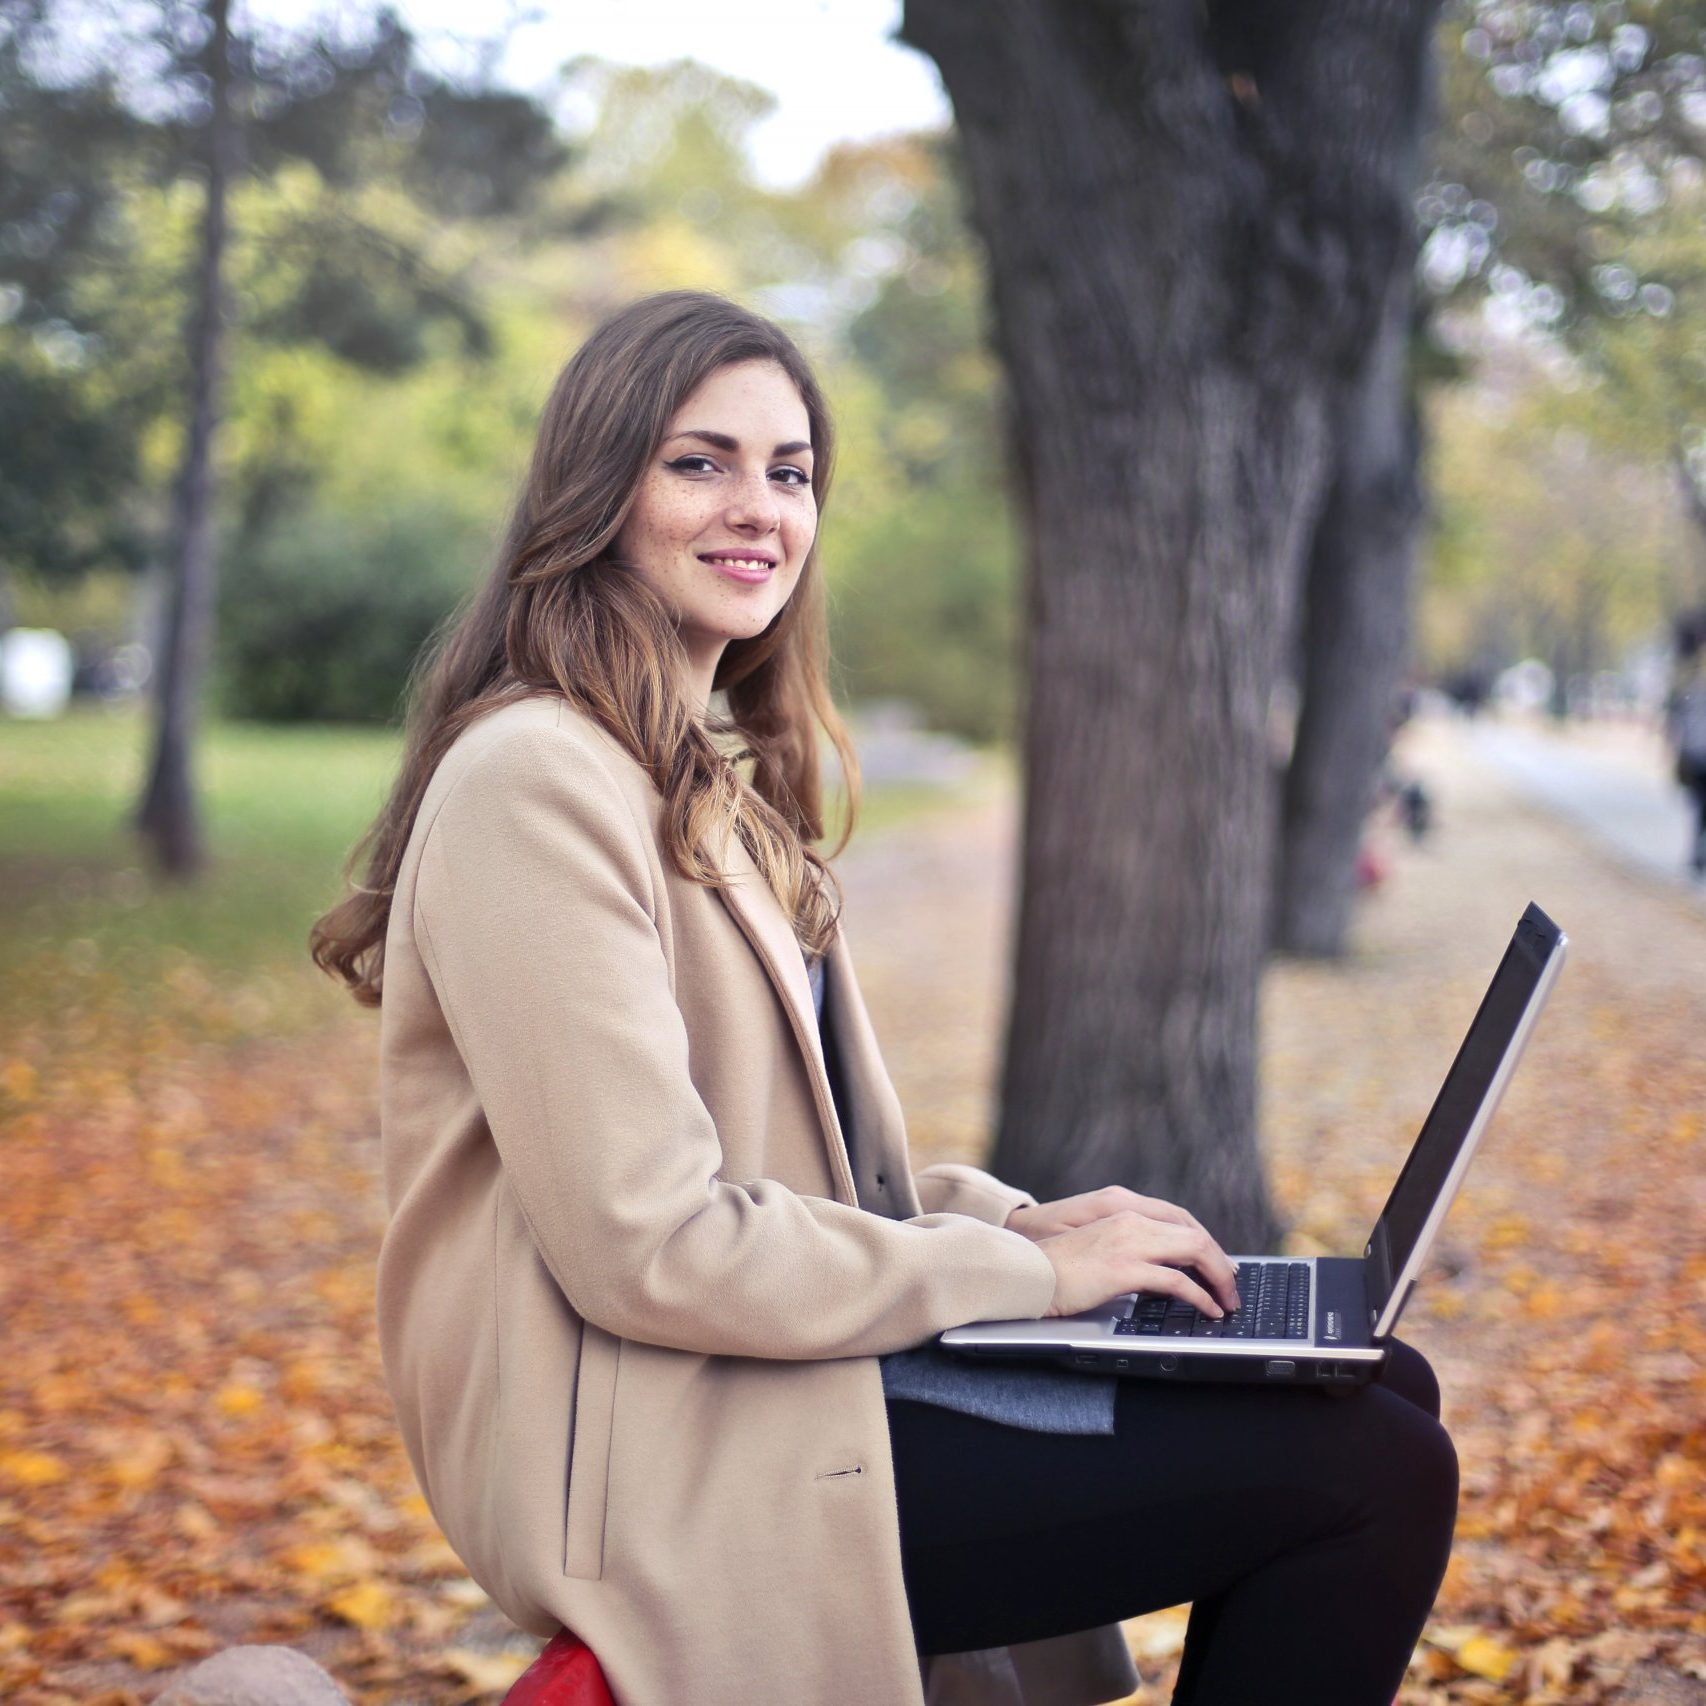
[1325,1311,1342,1342]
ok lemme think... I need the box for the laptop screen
[1365,903,1565,1333]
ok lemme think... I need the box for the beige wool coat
[375,693,1139,1706]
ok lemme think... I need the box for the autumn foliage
[0,715,1701,1702]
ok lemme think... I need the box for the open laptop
[940,902,1567,1388]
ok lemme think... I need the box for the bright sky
[238,0,953,188]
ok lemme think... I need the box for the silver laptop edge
[1368,931,1568,1338]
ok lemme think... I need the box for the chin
[713,606,788,644]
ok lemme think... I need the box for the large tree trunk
[1273,272,1427,957]
[136,0,233,877]
[902,0,1438,1251]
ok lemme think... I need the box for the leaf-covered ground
[1,713,1701,1702]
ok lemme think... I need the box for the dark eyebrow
[666,429,813,458]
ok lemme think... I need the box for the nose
[724,467,781,534]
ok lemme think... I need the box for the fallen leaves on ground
[1,717,1701,1702]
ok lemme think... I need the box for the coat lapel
[713,828,859,1206]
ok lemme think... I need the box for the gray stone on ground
[1613,1663,1706,1706]
[155,1645,351,1706]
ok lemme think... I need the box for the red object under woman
[502,1630,616,1706]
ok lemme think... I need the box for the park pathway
[1466,714,1703,898]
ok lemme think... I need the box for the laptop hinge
[1364,1221,1395,1332]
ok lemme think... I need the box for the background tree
[0,0,162,624]
[0,0,567,872]
[901,0,1440,1249]
[1416,0,1706,686]
[1419,335,1695,686]
[1272,29,1439,958]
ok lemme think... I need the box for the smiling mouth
[698,553,776,581]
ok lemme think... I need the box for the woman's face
[613,358,817,704]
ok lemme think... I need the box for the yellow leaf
[1456,1635,1518,1681]
[404,1536,465,1579]
[325,1579,394,1630]
[121,1293,160,1326]
[1122,1605,1189,1662]
[1484,1215,1529,1250]
[57,1591,128,1625]
[106,1431,173,1489]
[107,1630,176,1671]
[1426,1623,1478,1650]
[175,1502,218,1541]
[283,1537,378,1585]
[214,1384,264,1418]
[441,1648,533,1692]
[0,1450,68,1487]
[0,1059,36,1101]
[439,1578,490,1609]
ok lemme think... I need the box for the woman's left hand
[1004,1185,1211,1244]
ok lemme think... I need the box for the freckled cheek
[788,510,818,564]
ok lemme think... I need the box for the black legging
[888,1338,1456,1706]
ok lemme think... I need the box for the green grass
[1,707,404,1043]
[0,705,988,1045]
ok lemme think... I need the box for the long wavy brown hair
[310,290,860,1007]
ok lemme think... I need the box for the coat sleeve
[913,1162,1038,1227]
[410,724,1058,1358]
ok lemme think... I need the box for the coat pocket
[563,1321,621,1579]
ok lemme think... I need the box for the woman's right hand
[1036,1210,1242,1319]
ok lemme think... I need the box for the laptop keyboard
[1113,1261,1312,1341]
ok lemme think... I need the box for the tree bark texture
[136,0,234,877]
[1274,269,1429,958]
[902,0,1438,1250]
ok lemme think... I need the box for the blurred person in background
[309,290,1456,1706]
[1666,609,1706,878]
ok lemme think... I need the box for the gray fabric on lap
[805,947,1117,1436]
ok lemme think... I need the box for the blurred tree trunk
[136,0,234,876]
[1273,272,1427,957]
[902,0,1438,1251]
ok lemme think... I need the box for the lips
[698,551,777,583]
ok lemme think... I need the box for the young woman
[311,290,1458,1706]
